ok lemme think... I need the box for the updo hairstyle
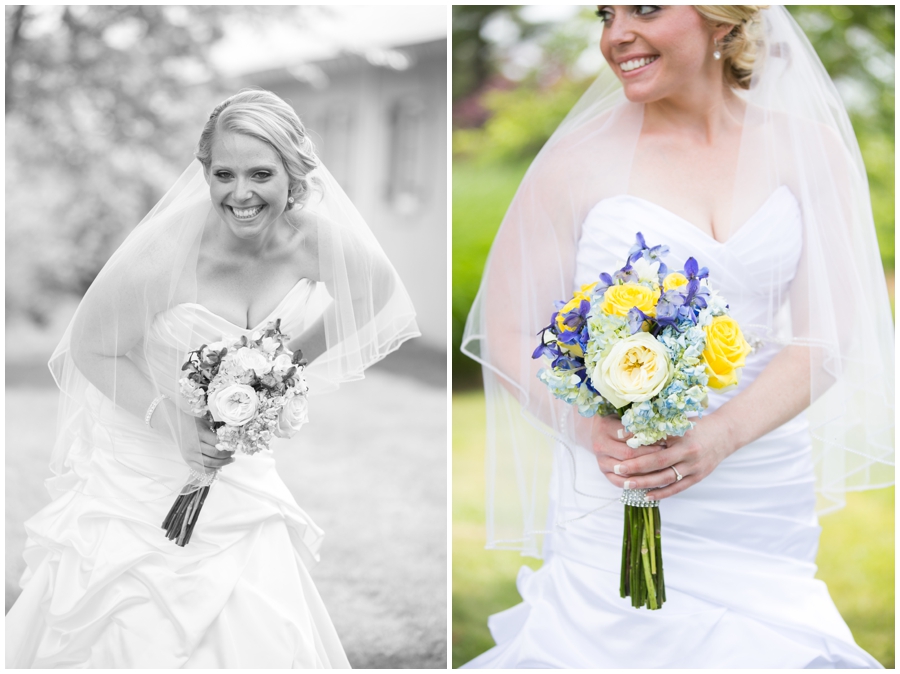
[694,6,767,90]
[196,89,320,209]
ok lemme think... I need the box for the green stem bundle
[620,503,665,609]
[162,485,210,547]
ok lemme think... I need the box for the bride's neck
[642,84,742,144]
[205,211,292,261]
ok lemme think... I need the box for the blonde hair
[694,6,767,90]
[196,89,320,208]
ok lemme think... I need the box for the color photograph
[452,5,894,669]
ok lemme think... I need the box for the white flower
[251,329,264,342]
[230,346,272,375]
[261,336,280,354]
[591,332,673,409]
[207,384,259,426]
[707,289,728,316]
[206,340,227,353]
[272,353,294,378]
[275,394,309,439]
[631,257,661,284]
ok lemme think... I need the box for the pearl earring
[713,39,721,61]
[287,190,295,208]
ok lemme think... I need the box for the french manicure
[614,464,624,475]
[624,480,634,489]
[616,429,625,439]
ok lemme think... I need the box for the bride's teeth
[620,56,658,72]
[232,205,263,218]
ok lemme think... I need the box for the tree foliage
[5,5,303,322]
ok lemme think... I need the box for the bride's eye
[635,6,661,17]
[214,171,232,181]
[253,171,271,180]
[595,7,613,23]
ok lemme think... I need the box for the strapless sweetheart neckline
[591,185,794,247]
[178,277,314,332]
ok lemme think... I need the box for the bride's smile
[598,5,731,105]
[205,130,291,244]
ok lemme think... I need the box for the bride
[460,5,892,668]
[6,89,419,668]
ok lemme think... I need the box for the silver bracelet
[145,393,169,427]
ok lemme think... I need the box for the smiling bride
[461,5,892,668]
[6,89,419,668]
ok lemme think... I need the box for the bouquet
[162,319,309,546]
[533,233,751,609]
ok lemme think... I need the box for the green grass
[452,390,894,668]
[451,160,530,388]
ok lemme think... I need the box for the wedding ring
[671,465,683,481]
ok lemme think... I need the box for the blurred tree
[452,5,550,103]
[5,5,304,323]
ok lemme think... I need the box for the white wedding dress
[463,188,882,668]
[7,279,352,668]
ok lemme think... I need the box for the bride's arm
[67,263,229,472]
[595,345,811,498]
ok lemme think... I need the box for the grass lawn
[451,160,529,387]
[452,389,894,668]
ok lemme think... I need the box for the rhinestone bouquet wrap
[533,233,751,609]
[162,319,309,546]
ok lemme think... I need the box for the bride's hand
[603,414,735,499]
[591,415,667,485]
[151,400,235,473]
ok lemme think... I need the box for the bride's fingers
[599,444,675,476]
[594,442,665,465]
[605,465,691,492]
[200,445,235,468]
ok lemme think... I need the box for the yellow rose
[600,282,658,318]
[702,315,752,390]
[555,283,597,332]
[663,272,689,292]
[591,332,673,408]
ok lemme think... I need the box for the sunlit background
[451,5,894,668]
[5,5,447,668]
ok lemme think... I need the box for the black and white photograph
[6,5,447,668]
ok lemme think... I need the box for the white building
[231,39,447,354]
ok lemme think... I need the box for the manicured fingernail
[616,429,625,439]
[614,464,624,475]
[624,480,634,489]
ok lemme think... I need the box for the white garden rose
[591,332,673,409]
[207,384,260,426]
[275,394,309,439]
[230,347,272,375]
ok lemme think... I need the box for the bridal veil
[461,6,893,556]
[48,93,419,501]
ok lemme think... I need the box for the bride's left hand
[606,413,736,499]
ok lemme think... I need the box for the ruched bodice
[462,189,882,669]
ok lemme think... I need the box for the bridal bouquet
[533,233,751,609]
[162,319,309,546]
